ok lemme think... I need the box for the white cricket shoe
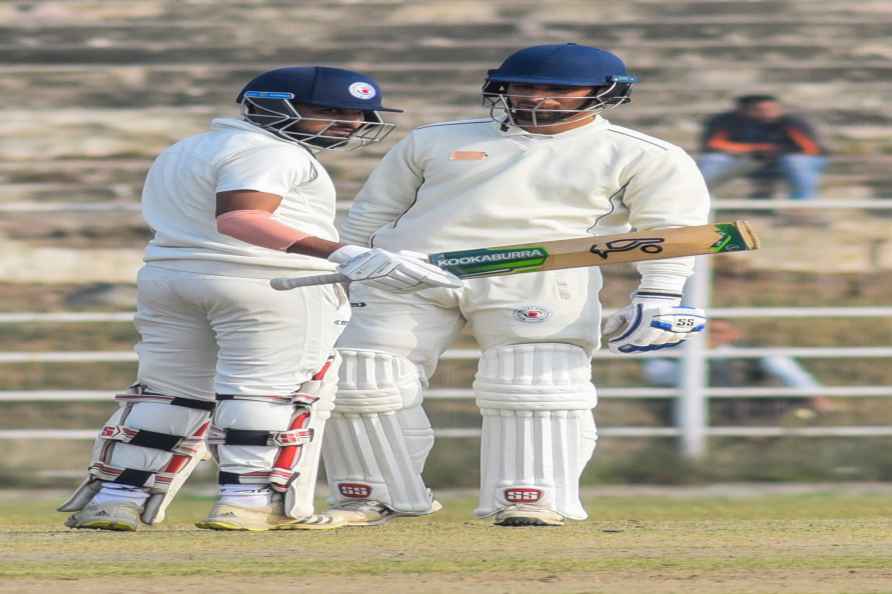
[64,501,141,531]
[196,493,345,531]
[322,499,443,527]
[493,505,565,527]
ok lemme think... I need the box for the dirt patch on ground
[3,491,892,594]
[3,570,892,594]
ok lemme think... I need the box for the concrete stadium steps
[9,0,892,25]
[0,159,150,186]
[4,156,892,205]
[5,31,891,64]
[4,0,892,204]
[6,103,892,161]
[7,63,892,111]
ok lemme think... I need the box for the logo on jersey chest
[512,305,551,323]
[449,150,488,161]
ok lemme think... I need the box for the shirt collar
[494,115,611,139]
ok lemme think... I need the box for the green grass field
[2,488,891,594]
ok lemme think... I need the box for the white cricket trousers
[135,264,349,400]
[339,267,603,378]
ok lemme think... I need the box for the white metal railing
[1,199,891,457]
[1,197,889,214]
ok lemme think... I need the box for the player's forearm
[216,209,340,258]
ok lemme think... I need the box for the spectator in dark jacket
[697,95,827,200]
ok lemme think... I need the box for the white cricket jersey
[142,118,338,276]
[340,116,710,293]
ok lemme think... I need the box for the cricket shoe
[196,494,345,531]
[322,498,443,527]
[64,501,141,531]
[493,505,564,527]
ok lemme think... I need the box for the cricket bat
[270,220,759,291]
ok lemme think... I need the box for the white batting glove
[602,291,706,354]
[328,246,463,293]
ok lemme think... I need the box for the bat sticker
[589,237,665,259]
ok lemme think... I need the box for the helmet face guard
[240,90,395,151]
[481,76,636,129]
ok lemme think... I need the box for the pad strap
[212,356,334,491]
[89,387,213,492]
[207,427,314,447]
[100,425,205,456]
[114,387,215,411]
[89,416,210,491]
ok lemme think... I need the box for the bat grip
[270,273,348,291]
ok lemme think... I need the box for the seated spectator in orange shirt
[697,95,827,200]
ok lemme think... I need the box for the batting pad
[474,343,598,520]
[323,349,436,513]
[58,385,214,525]
[208,354,338,520]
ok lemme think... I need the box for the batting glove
[328,245,462,293]
[602,291,706,354]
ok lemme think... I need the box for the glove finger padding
[339,252,398,281]
[334,247,462,292]
[604,304,705,354]
[395,258,463,289]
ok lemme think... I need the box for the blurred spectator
[642,319,833,420]
[697,95,828,203]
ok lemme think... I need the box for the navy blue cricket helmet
[482,43,638,128]
[237,66,402,150]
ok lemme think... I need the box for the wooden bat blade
[428,221,759,279]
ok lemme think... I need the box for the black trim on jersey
[415,119,491,131]
[587,182,630,233]
[607,129,670,150]
[370,174,424,248]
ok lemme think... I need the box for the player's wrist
[631,290,683,307]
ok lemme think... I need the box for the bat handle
[270,273,349,291]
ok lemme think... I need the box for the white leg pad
[474,343,598,520]
[58,385,214,525]
[322,349,435,513]
[208,354,339,520]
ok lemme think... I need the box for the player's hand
[328,245,462,293]
[602,292,706,354]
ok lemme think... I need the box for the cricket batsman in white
[320,44,710,527]
[58,66,460,531]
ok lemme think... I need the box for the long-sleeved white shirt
[341,116,710,293]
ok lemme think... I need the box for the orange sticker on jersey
[449,150,488,161]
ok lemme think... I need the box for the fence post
[677,254,712,458]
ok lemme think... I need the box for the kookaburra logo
[590,237,664,259]
[435,248,546,267]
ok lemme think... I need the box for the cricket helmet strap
[236,66,402,151]
[482,43,638,128]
